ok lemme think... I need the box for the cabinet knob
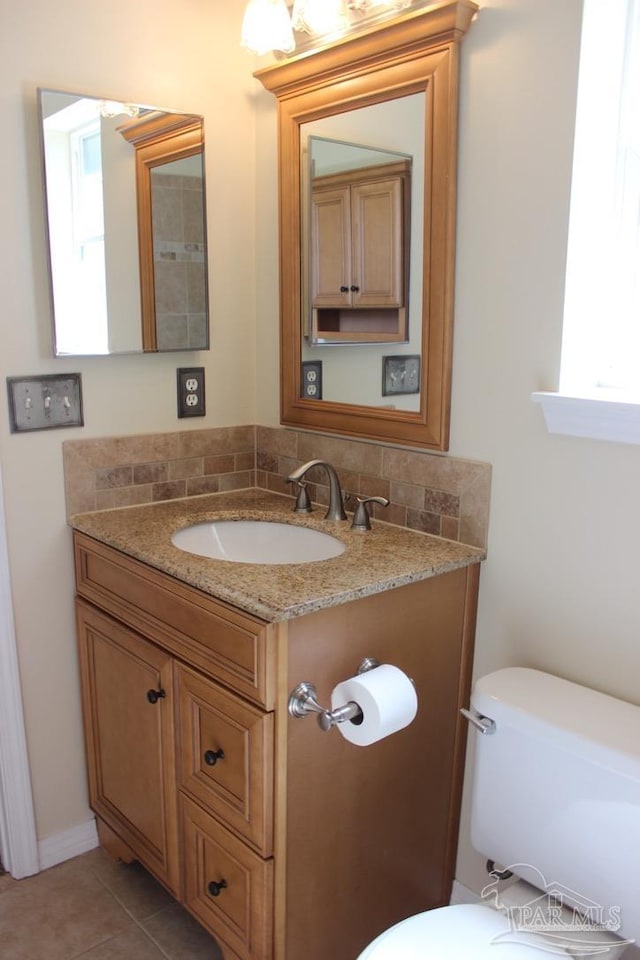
[340,285,349,293]
[208,879,228,897]
[350,285,360,292]
[146,688,166,704]
[203,748,225,766]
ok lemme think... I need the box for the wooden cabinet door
[351,177,404,307]
[310,186,352,308]
[76,600,180,895]
[311,170,406,311]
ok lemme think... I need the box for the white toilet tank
[469,668,640,944]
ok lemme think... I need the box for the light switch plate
[6,374,83,433]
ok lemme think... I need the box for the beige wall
[3,0,640,915]
[0,0,257,842]
[449,0,640,895]
[254,0,640,900]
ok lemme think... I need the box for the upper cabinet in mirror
[305,132,413,350]
[256,0,477,450]
[39,90,209,356]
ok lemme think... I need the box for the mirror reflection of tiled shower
[151,157,208,351]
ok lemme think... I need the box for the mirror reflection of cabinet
[311,160,410,344]
[256,0,477,451]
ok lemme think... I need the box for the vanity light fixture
[98,100,140,119]
[290,0,347,36]
[240,0,295,55]
[345,0,413,14]
[241,0,413,55]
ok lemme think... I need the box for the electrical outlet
[301,361,322,399]
[177,367,205,418]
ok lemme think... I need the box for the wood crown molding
[254,0,478,98]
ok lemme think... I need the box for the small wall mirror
[39,90,209,356]
[256,0,477,450]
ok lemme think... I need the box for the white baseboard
[450,880,479,905]
[38,817,99,871]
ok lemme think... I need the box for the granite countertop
[69,488,485,622]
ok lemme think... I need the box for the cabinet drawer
[176,663,273,856]
[74,533,275,708]
[182,796,273,960]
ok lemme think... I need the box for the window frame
[533,0,640,444]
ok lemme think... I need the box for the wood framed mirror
[256,0,477,450]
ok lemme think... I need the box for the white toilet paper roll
[330,664,418,746]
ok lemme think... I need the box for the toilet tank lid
[472,668,640,779]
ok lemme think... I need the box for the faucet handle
[290,479,312,514]
[351,496,390,531]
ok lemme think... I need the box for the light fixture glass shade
[98,100,140,119]
[365,0,412,8]
[348,0,412,11]
[291,0,347,36]
[240,0,295,55]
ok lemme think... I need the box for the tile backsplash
[256,427,491,548]
[63,425,491,549]
[63,426,255,517]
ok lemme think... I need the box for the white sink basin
[171,519,345,564]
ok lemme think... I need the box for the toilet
[357,667,640,958]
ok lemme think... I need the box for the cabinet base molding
[96,818,135,865]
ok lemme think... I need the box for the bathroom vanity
[70,489,483,960]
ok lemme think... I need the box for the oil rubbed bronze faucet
[286,459,348,521]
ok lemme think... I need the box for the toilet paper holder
[288,657,380,732]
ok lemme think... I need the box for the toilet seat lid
[357,903,572,959]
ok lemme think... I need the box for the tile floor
[0,848,224,959]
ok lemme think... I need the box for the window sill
[531,391,640,445]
